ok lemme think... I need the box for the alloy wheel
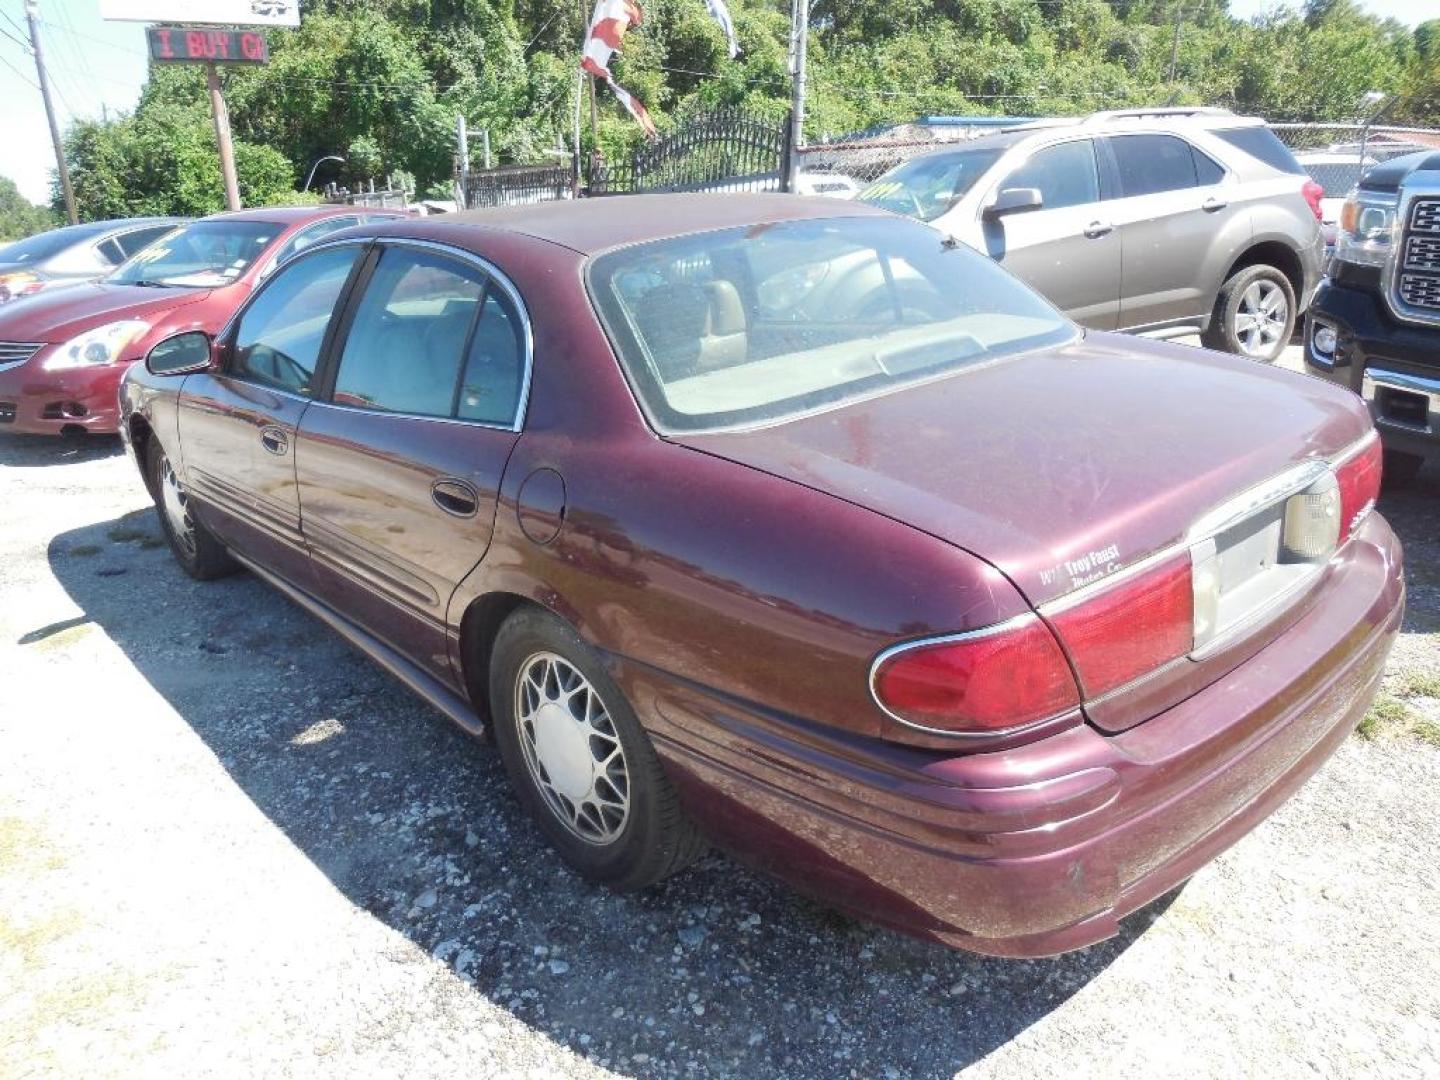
[159,457,197,557]
[1233,279,1289,358]
[515,651,630,845]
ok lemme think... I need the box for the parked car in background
[0,205,406,436]
[1294,149,1377,256]
[0,217,183,305]
[120,195,1398,957]
[857,107,1326,362]
[794,171,861,199]
[1305,150,1440,483]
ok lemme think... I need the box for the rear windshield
[856,149,1003,221]
[589,216,1074,433]
[1215,127,1305,175]
[107,219,284,287]
[0,223,111,265]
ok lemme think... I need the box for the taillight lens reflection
[1047,555,1194,699]
[1336,436,1382,542]
[1302,179,1325,221]
[872,615,1080,734]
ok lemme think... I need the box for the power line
[0,45,38,89]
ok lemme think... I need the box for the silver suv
[857,108,1326,362]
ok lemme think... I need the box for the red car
[118,196,1401,956]
[0,206,406,435]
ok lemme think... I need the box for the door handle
[431,478,479,518]
[1083,221,1113,239]
[259,426,289,455]
[1202,197,1228,213]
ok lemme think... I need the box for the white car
[1294,149,1377,255]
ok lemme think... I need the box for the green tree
[0,176,57,242]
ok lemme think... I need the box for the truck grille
[0,342,43,371]
[1397,198,1440,313]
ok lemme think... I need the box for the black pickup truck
[1305,150,1440,482]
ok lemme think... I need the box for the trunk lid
[675,333,1370,609]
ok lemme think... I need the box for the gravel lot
[3,346,1439,1079]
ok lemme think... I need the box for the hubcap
[159,457,197,556]
[515,652,629,845]
[1233,279,1289,359]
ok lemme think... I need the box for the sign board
[100,0,299,28]
[148,27,269,64]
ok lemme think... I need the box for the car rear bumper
[1306,279,1440,458]
[0,355,124,435]
[622,513,1403,956]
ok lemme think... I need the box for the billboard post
[103,2,292,213]
[25,0,78,224]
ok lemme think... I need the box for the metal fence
[463,162,574,207]
[323,183,410,209]
[457,113,1440,208]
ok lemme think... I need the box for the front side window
[268,216,362,272]
[857,149,1004,222]
[116,225,175,259]
[332,247,524,425]
[590,216,1075,432]
[999,140,1100,211]
[229,245,361,395]
[1109,134,1203,197]
[108,220,285,287]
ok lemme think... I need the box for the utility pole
[25,0,76,224]
[1168,3,1183,84]
[205,63,241,210]
[455,115,470,208]
[784,0,809,192]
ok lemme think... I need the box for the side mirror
[146,331,214,377]
[984,187,1044,218]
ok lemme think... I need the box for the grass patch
[106,526,151,544]
[1358,693,1440,746]
[1394,671,1440,700]
[67,544,102,557]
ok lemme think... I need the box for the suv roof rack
[1084,107,1236,123]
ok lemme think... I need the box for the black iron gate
[459,107,790,206]
[589,107,789,195]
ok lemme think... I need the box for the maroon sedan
[0,206,405,435]
[118,196,1401,956]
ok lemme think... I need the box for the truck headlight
[43,320,150,371]
[1333,191,1398,269]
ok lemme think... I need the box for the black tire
[1383,449,1425,487]
[1201,263,1297,363]
[488,606,705,891]
[147,442,237,581]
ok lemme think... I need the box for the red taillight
[1302,179,1325,221]
[1046,554,1194,699]
[871,615,1080,734]
[1336,435,1382,542]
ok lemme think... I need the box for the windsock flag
[582,0,657,137]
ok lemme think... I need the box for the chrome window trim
[866,612,1081,740]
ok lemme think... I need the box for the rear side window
[1214,127,1305,175]
[1109,135,1203,197]
[97,238,127,266]
[230,246,361,395]
[331,247,525,426]
[1194,149,1225,185]
[1001,140,1100,210]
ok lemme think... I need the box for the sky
[0,0,1433,208]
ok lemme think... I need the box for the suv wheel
[488,606,706,891]
[1202,264,1296,362]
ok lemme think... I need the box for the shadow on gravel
[0,432,123,468]
[46,512,1174,1078]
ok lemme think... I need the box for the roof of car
[202,204,403,225]
[388,194,892,256]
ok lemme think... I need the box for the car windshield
[0,223,112,266]
[107,220,284,287]
[590,216,1075,432]
[856,149,1003,221]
